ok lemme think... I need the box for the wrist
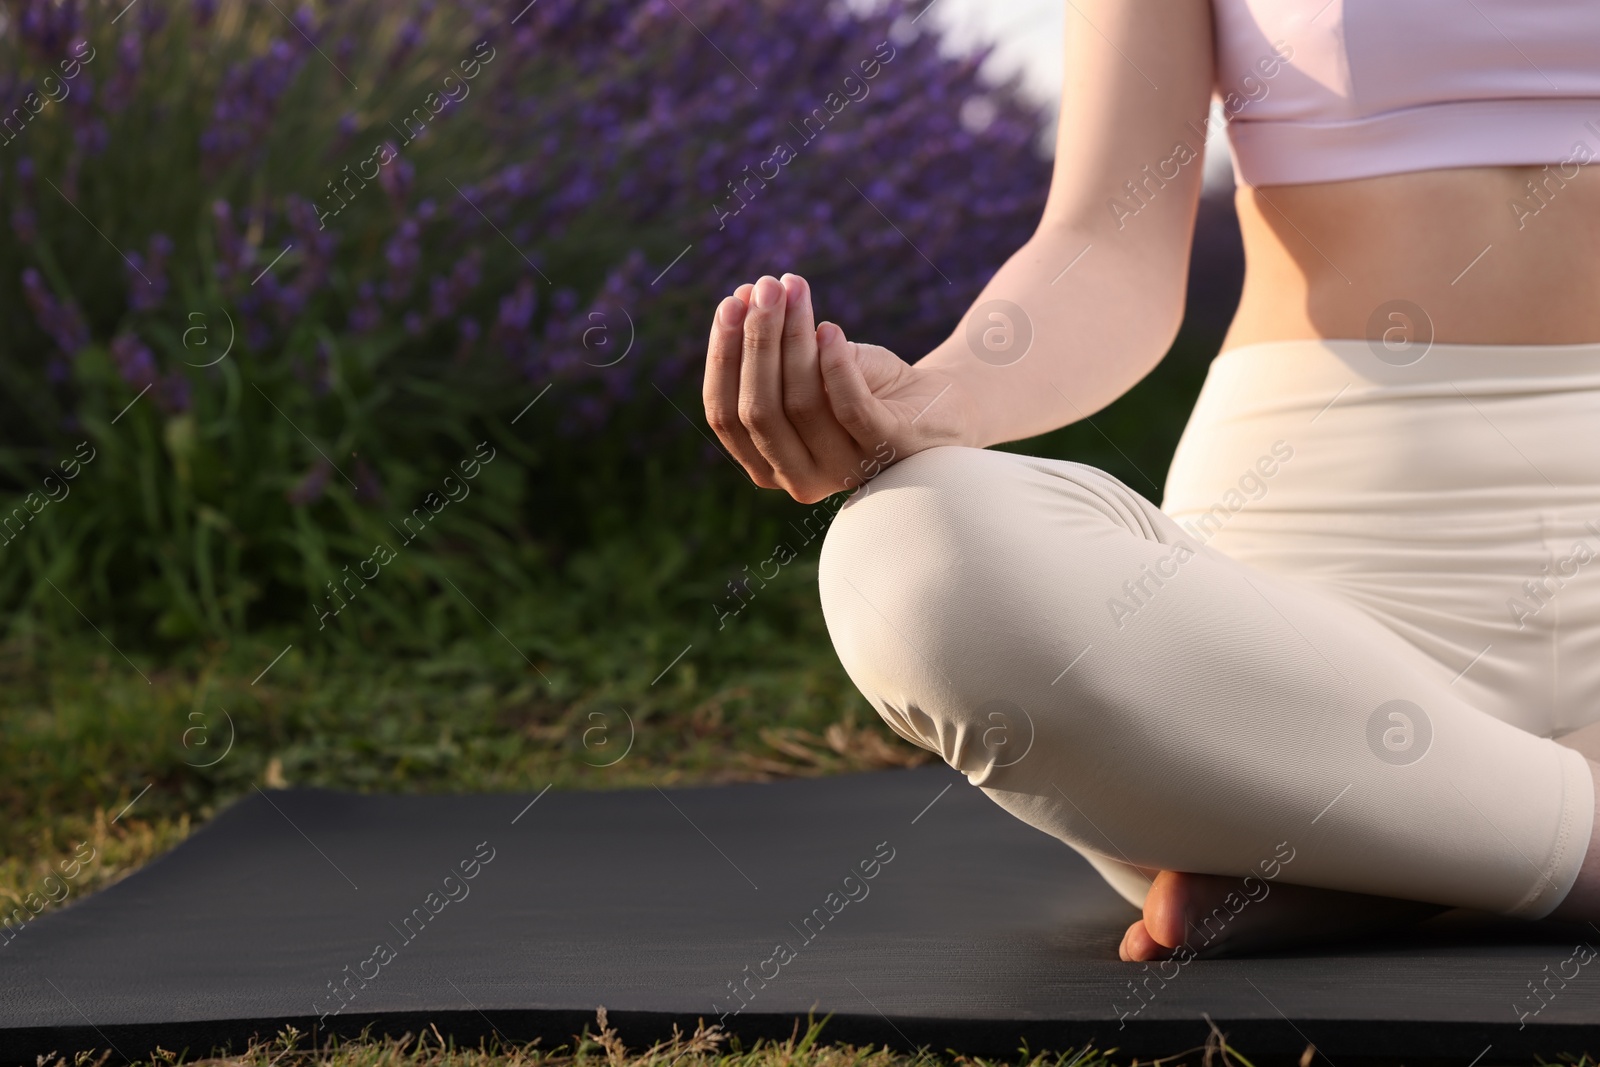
[903,362,990,451]
[908,348,992,447]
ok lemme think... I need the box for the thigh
[1189,506,1600,741]
[820,445,1593,918]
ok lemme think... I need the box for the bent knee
[818,444,1158,631]
[816,446,1189,768]
[818,446,1032,634]
[819,445,1045,576]
[817,448,1096,752]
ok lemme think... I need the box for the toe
[1142,869,1196,949]
[1121,920,1174,962]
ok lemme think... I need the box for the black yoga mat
[4,764,1600,1066]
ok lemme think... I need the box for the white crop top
[1210,0,1600,185]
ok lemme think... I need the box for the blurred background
[0,0,1243,902]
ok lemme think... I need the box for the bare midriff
[1221,164,1600,354]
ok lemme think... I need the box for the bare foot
[1118,869,1448,960]
[1120,753,1600,959]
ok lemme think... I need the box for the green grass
[30,1009,1281,1067]
[0,558,936,909]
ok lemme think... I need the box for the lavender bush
[0,0,1051,646]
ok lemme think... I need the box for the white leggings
[818,339,1600,919]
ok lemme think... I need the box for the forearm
[914,219,1190,450]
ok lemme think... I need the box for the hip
[1161,337,1600,736]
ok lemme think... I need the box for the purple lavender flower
[329,110,359,155]
[11,207,38,245]
[17,1,80,56]
[383,217,422,303]
[236,290,274,351]
[210,200,245,280]
[378,150,413,205]
[7,0,1052,463]
[388,18,424,70]
[74,119,110,156]
[429,249,483,319]
[21,269,91,356]
[127,232,172,312]
[138,2,168,36]
[347,282,383,334]
[493,278,537,352]
[109,332,158,390]
[105,31,142,111]
[453,316,481,362]
[64,69,95,113]
[201,40,308,169]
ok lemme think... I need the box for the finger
[739,274,816,477]
[703,292,778,486]
[779,274,863,480]
[734,282,755,303]
[817,321,892,453]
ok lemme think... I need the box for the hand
[702,272,970,504]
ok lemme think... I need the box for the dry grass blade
[1199,1016,1258,1067]
[739,712,934,779]
[590,1008,628,1067]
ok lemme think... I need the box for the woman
[699,0,1600,960]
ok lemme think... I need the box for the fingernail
[753,276,782,308]
[782,273,805,307]
[718,296,745,327]
[817,322,839,345]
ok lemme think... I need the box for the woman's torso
[1222,167,1600,353]
[1211,0,1600,353]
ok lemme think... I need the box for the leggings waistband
[1162,338,1600,521]
[1214,337,1600,389]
